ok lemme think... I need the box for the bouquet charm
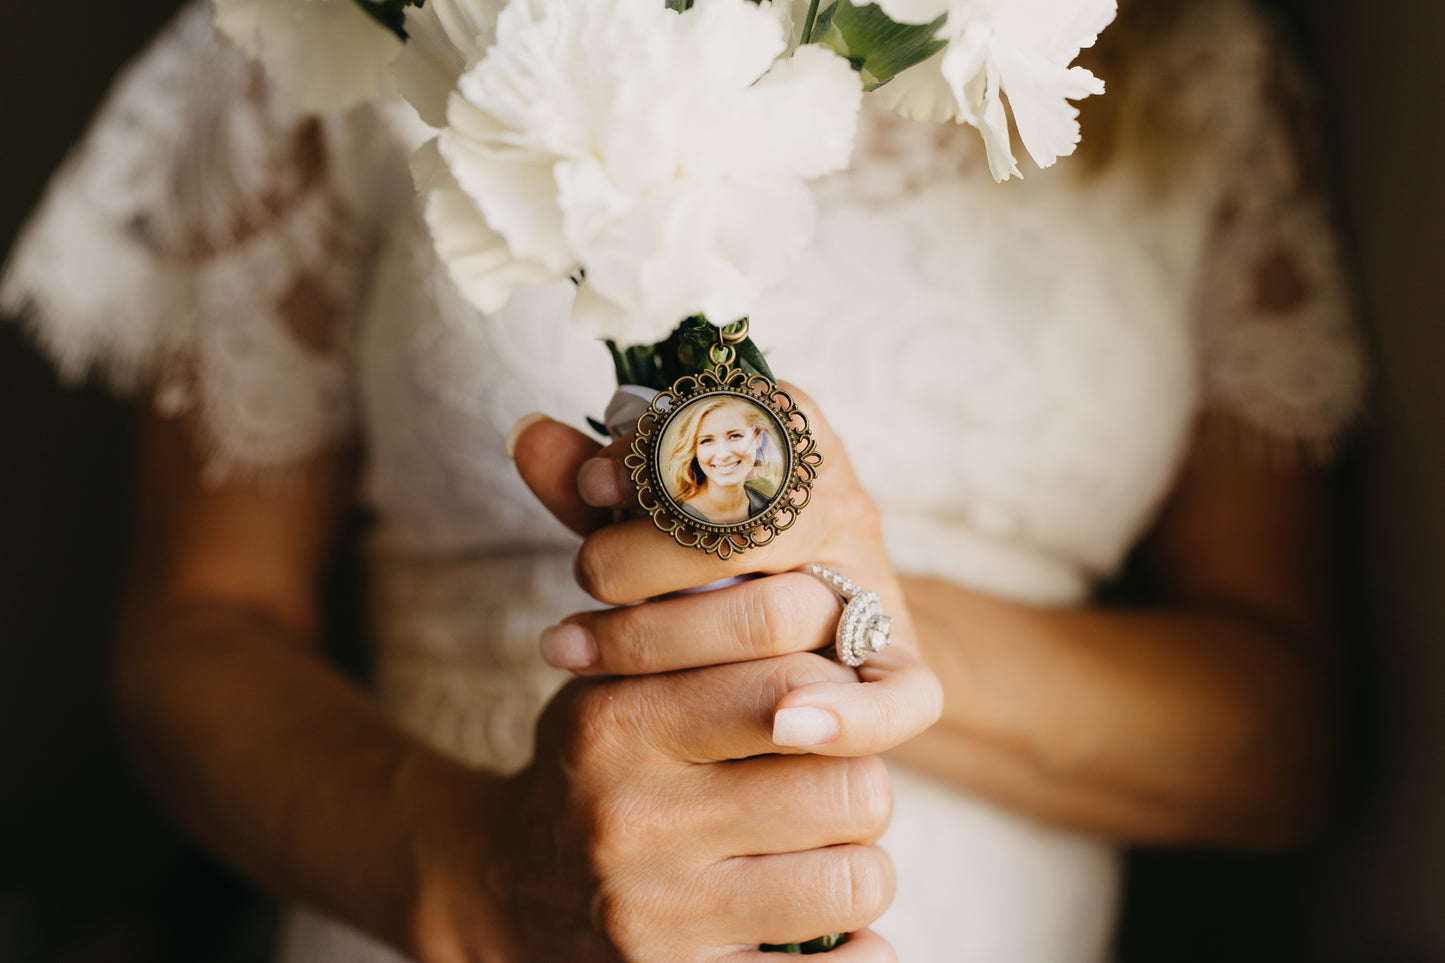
[624,318,822,558]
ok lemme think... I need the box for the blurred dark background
[2,1,1442,961]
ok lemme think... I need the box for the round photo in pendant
[656,393,791,527]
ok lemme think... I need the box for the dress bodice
[0,2,1365,959]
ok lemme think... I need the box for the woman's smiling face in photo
[694,407,756,488]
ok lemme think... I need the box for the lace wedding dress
[1,2,1364,959]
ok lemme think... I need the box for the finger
[541,572,842,675]
[577,653,857,765]
[511,415,610,536]
[575,515,840,606]
[691,754,892,857]
[576,436,641,511]
[727,929,896,963]
[770,649,943,756]
[573,492,885,607]
[707,845,895,948]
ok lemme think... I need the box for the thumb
[509,414,611,537]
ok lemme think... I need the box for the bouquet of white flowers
[211,0,1114,947]
[214,0,1115,343]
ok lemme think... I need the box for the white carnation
[873,0,1116,181]
[212,0,402,111]
[390,0,506,127]
[422,0,863,346]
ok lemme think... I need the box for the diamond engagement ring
[801,564,894,668]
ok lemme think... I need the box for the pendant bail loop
[710,317,748,367]
[720,318,750,345]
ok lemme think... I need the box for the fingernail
[540,623,597,671]
[578,457,624,507]
[772,707,839,748]
[505,412,550,460]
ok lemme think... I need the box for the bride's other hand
[441,656,899,961]
[511,387,943,755]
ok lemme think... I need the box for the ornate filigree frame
[625,364,822,558]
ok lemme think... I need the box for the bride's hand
[511,384,942,754]
[478,388,940,959]
[441,657,901,961]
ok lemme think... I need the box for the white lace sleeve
[1190,2,1367,460]
[0,2,404,480]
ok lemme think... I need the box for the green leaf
[734,335,775,381]
[811,0,945,90]
[354,0,426,41]
[604,340,635,388]
[609,316,779,391]
[799,0,825,44]
[679,317,719,372]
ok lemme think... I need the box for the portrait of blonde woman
[659,396,787,525]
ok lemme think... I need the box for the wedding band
[801,564,894,668]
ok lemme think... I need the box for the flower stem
[800,0,824,45]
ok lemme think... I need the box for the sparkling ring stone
[801,564,895,668]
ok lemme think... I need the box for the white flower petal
[413,139,563,314]
[212,0,400,111]
[997,50,1102,171]
[695,181,817,319]
[935,20,990,123]
[570,282,661,346]
[707,45,862,179]
[1039,0,1118,64]
[391,3,468,126]
[760,0,817,51]
[877,0,1115,180]
[429,0,503,60]
[675,0,789,96]
[871,0,951,27]
[441,96,575,272]
[977,74,1022,181]
[873,51,962,123]
[429,0,859,345]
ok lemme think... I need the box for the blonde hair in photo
[664,397,785,506]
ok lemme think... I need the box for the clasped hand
[441,388,941,962]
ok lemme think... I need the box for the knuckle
[844,756,893,840]
[918,666,945,728]
[561,683,628,771]
[610,608,665,673]
[590,881,643,950]
[575,536,627,605]
[833,486,883,538]
[748,578,813,658]
[593,875,697,961]
[837,846,894,927]
[588,793,660,868]
[868,691,909,750]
